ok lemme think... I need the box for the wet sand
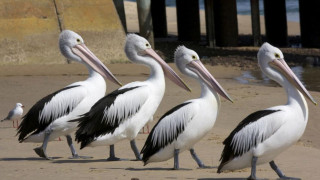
[0,64,319,180]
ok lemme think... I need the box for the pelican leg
[248,156,258,180]
[66,135,92,159]
[174,149,180,170]
[190,148,209,168]
[34,130,52,160]
[106,145,121,161]
[130,140,142,160]
[269,161,301,180]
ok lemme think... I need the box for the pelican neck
[283,80,308,120]
[146,60,165,84]
[199,80,219,102]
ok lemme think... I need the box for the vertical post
[176,0,200,41]
[264,0,287,47]
[113,0,127,33]
[250,0,261,46]
[204,0,215,47]
[212,0,238,47]
[299,1,320,48]
[137,0,154,47]
[151,0,167,38]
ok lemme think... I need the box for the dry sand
[0,63,319,180]
[1,1,319,180]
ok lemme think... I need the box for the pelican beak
[144,48,191,92]
[187,60,233,103]
[71,44,122,86]
[269,59,317,105]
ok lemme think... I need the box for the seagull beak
[22,105,25,108]
[269,59,317,105]
[71,44,122,86]
[144,48,191,92]
[187,60,233,103]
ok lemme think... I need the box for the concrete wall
[0,0,127,65]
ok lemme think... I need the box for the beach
[1,1,320,180]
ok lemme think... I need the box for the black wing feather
[217,109,280,173]
[74,86,140,149]
[17,85,80,142]
[141,102,191,164]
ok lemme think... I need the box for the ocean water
[126,0,300,22]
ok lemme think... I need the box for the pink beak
[269,58,317,105]
[144,48,191,92]
[187,60,233,103]
[72,44,122,86]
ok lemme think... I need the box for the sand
[1,1,319,180]
[0,63,319,180]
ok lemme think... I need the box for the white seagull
[74,34,191,161]
[1,103,24,128]
[16,30,122,160]
[217,43,317,179]
[140,46,233,169]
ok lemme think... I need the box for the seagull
[1,103,24,128]
[140,46,233,169]
[217,43,317,179]
[74,34,191,161]
[16,30,122,160]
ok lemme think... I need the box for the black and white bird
[140,46,233,169]
[217,43,317,179]
[16,30,122,160]
[74,34,191,161]
[1,103,24,128]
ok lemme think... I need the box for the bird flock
[1,30,317,180]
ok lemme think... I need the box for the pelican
[141,46,233,169]
[74,34,191,161]
[217,43,317,179]
[1,103,24,128]
[16,30,122,160]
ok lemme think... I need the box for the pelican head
[16,103,24,108]
[124,34,191,92]
[174,46,233,102]
[258,42,317,105]
[59,30,122,86]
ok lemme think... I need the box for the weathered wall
[0,0,127,65]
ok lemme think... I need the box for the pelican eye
[192,55,196,60]
[76,38,81,43]
[146,43,150,47]
[274,53,280,59]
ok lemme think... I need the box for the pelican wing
[17,85,86,142]
[218,109,282,172]
[141,101,194,164]
[75,85,148,149]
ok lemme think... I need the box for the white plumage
[17,30,121,160]
[218,43,317,180]
[1,103,24,128]
[74,34,190,161]
[141,46,233,169]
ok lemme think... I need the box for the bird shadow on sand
[0,157,62,161]
[0,127,16,129]
[51,158,132,164]
[198,178,248,180]
[126,167,193,171]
